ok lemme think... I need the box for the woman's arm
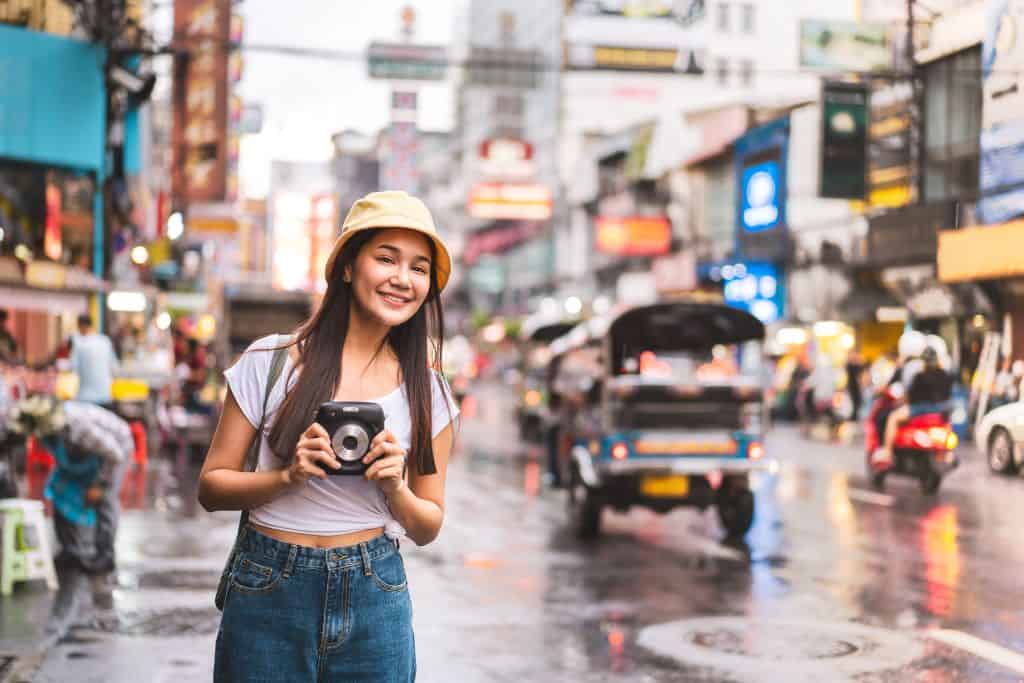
[198,390,340,512]
[367,423,453,546]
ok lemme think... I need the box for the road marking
[930,629,1024,674]
[846,488,895,506]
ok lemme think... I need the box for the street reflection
[920,505,960,618]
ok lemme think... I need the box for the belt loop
[282,545,298,579]
[359,543,372,577]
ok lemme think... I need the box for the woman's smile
[379,290,413,308]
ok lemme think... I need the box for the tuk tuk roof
[607,302,765,354]
[519,319,580,344]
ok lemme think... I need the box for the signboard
[173,0,231,202]
[462,220,546,265]
[867,199,956,267]
[868,81,913,207]
[595,216,672,256]
[566,0,706,25]
[565,44,704,73]
[735,117,789,261]
[380,90,419,194]
[821,81,868,199]
[719,261,784,324]
[367,42,446,81]
[478,137,536,180]
[466,46,543,89]
[740,160,781,233]
[799,20,893,73]
[467,183,552,220]
[978,0,1024,224]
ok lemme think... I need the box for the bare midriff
[250,523,385,549]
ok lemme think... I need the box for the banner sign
[172,0,231,202]
[799,20,893,73]
[565,0,706,25]
[467,183,552,220]
[821,81,868,199]
[978,0,1024,224]
[565,44,704,73]
[720,261,785,324]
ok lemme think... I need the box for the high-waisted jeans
[214,526,415,682]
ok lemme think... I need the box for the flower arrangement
[6,395,65,439]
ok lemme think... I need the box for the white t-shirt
[224,334,459,539]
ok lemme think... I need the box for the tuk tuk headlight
[610,442,630,460]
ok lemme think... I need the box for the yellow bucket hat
[325,190,452,291]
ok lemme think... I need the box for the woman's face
[347,228,433,329]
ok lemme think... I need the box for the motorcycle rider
[874,336,953,467]
[871,331,927,452]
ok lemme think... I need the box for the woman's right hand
[285,423,341,486]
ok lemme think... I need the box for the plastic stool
[0,499,58,595]
[129,421,148,467]
[26,437,55,472]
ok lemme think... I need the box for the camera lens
[332,423,370,462]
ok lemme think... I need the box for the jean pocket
[230,554,281,593]
[370,552,408,592]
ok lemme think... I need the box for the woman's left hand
[363,429,407,496]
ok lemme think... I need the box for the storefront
[0,25,110,360]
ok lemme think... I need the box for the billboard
[564,44,704,73]
[978,0,1024,224]
[367,42,447,81]
[172,0,231,202]
[799,20,893,73]
[720,261,784,324]
[821,81,869,199]
[467,183,552,220]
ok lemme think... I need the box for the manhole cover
[638,617,924,680]
[90,607,221,636]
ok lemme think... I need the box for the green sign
[821,81,868,199]
[367,42,447,81]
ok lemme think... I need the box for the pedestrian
[0,309,18,363]
[845,350,865,422]
[199,191,460,682]
[5,397,132,579]
[182,337,209,413]
[69,314,118,409]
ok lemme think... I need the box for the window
[739,59,754,86]
[741,3,755,33]
[717,2,730,32]
[922,47,981,201]
[715,57,730,85]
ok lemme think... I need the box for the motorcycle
[864,384,959,495]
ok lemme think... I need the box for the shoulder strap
[241,344,288,474]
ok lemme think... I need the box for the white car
[976,402,1024,474]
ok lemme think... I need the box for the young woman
[199,191,459,682]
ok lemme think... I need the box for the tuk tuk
[516,319,579,443]
[566,301,775,539]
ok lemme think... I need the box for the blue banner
[734,116,789,260]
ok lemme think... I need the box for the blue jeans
[214,527,415,682]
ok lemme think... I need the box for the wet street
[4,381,1024,682]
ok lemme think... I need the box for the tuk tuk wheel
[716,488,754,538]
[568,469,602,540]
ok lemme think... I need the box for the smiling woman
[199,191,460,682]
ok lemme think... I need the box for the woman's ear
[343,264,352,283]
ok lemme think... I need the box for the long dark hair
[266,228,450,475]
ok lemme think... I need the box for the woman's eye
[414,267,428,275]
[377,256,394,264]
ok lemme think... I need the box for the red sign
[463,221,546,265]
[479,138,533,161]
[468,183,552,220]
[595,216,672,256]
[172,0,231,202]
